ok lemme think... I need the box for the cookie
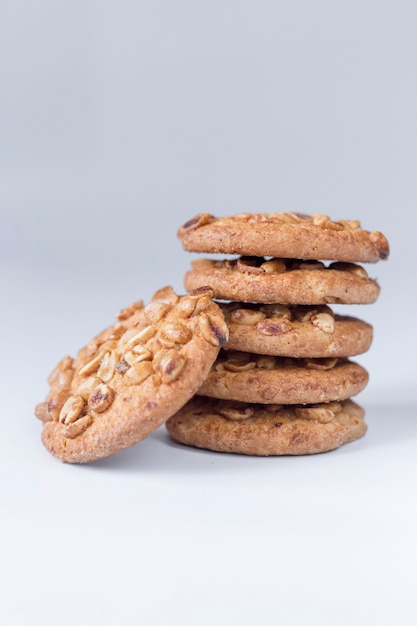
[34,286,229,463]
[184,257,380,305]
[166,396,367,455]
[220,303,373,358]
[178,212,389,262]
[198,351,368,405]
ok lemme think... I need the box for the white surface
[2,1,417,624]
[2,402,417,626]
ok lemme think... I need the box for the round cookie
[166,397,367,455]
[220,303,373,358]
[178,212,389,263]
[198,351,368,405]
[34,286,229,463]
[184,257,380,305]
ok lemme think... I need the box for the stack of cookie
[167,212,389,455]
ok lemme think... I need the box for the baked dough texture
[35,286,228,463]
[184,258,380,305]
[178,213,389,262]
[198,352,369,405]
[220,303,373,358]
[166,396,367,455]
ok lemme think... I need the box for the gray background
[1,0,415,405]
[1,2,417,625]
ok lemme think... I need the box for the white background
[1,1,416,624]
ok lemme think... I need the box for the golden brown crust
[220,303,373,358]
[198,352,368,404]
[35,286,229,463]
[166,397,367,455]
[184,258,380,305]
[178,213,389,262]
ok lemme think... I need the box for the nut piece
[255,355,277,370]
[59,395,85,425]
[35,402,52,423]
[260,304,292,319]
[121,325,157,347]
[78,352,106,376]
[179,213,214,231]
[87,384,114,413]
[124,361,154,386]
[260,259,287,273]
[117,300,144,321]
[222,352,257,372]
[77,376,102,400]
[160,322,192,345]
[294,402,342,423]
[144,301,171,325]
[218,405,255,420]
[63,414,93,439]
[258,318,292,336]
[310,311,335,334]
[302,358,338,371]
[47,356,74,386]
[199,313,229,346]
[97,350,119,382]
[123,346,153,366]
[156,352,187,383]
[230,308,266,326]
[45,389,72,421]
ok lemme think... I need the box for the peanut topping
[310,311,335,334]
[294,402,342,423]
[78,352,106,376]
[124,361,154,386]
[199,313,229,346]
[218,405,255,420]
[123,346,153,366]
[302,358,338,371]
[230,308,266,326]
[258,318,292,336]
[221,352,257,372]
[160,322,192,345]
[180,213,214,231]
[97,350,118,382]
[63,414,93,439]
[260,259,286,273]
[47,356,74,386]
[156,352,187,383]
[144,301,171,325]
[87,384,114,413]
[117,300,144,321]
[59,395,85,425]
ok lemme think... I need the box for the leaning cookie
[35,286,228,463]
[198,351,368,405]
[220,303,373,358]
[178,212,389,262]
[166,397,367,455]
[185,258,380,305]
